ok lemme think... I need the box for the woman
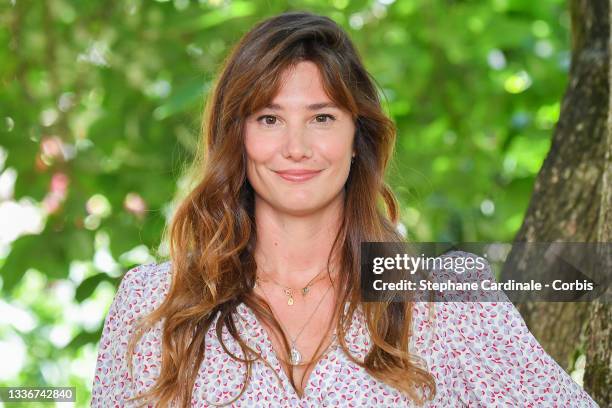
[91,11,599,407]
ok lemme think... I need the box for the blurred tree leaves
[74,272,117,303]
[0,0,572,405]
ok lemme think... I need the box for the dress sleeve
[444,251,599,407]
[90,263,157,408]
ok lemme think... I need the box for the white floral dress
[91,252,599,407]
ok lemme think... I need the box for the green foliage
[0,0,570,406]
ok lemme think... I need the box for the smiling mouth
[274,169,323,182]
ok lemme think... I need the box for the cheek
[244,132,276,164]
[321,140,351,161]
[318,128,354,163]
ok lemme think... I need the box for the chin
[278,199,320,215]
[278,193,345,216]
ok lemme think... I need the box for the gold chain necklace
[256,278,333,366]
[255,266,331,306]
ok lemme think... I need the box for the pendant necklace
[255,266,330,306]
[256,278,334,366]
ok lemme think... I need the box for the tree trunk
[500,0,610,405]
[583,1,612,399]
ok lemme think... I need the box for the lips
[274,169,322,182]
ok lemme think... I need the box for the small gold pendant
[302,287,309,296]
[284,288,294,305]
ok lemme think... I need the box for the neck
[253,193,344,287]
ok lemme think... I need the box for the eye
[256,115,278,126]
[314,114,336,123]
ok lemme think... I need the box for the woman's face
[244,61,355,216]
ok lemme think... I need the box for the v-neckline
[234,301,353,402]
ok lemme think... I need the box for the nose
[282,123,313,160]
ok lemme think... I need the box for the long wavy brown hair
[125,11,436,407]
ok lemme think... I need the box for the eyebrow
[264,102,339,111]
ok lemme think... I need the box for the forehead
[270,61,332,105]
